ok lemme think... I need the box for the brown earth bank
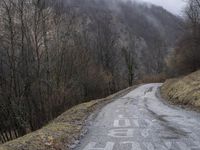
[161,70,200,111]
[0,86,137,150]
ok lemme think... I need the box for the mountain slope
[0,0,183,144]
[57,0,183,75]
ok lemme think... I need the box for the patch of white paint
[121,141,141,150]
[176,142,191,150]
[108,128,134,138]
[113,119,131,127]
[141,129,149,138]
[144,142,154,150]
[133,120,140,127]
[118,115,124,118]
[83,142,114,150]
[164,141,172,149]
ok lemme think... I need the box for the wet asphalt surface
[74,84,200,150]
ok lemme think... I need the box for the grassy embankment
[161,70,200,110]
[0,86,136,150]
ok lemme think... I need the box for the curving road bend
[74,84,200,150]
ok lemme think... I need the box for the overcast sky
[136,0,187,15]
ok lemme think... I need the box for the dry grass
[0,86,136,150]
[138,73,168,84]
[161,70,200,109]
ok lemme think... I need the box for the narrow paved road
[74,84,200,150]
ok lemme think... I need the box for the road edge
[0,86,138,150]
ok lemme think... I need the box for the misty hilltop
[52,0,183,75]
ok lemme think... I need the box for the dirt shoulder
[161,70,200,111]
[0,86,137,150]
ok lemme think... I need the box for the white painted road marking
[177,142,191,150]
[144,119,153,127]
[133,120,140,127]
[121,141,141,150]
[108,128,134,138]
[164,141,172,149]
[113,119,131,127]
[118,115,124,118]
[141,129,149,138]
[144,142,154,150]
[83,142,114,150]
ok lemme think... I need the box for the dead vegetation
[0,86,135,150]
[161,70,200,109]
[137,73,168,84]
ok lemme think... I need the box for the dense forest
[167,0,200,75]
[0,0,182,143]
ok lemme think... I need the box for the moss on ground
[0,86,136,150]
[161,70,200,109]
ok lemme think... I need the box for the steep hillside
[161,70,200,109]
[54,0,183,75]
[0,0,183,143]
[114,2,183,74]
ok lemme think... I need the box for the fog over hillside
[60,0,183,74]
[135,0,187,15]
